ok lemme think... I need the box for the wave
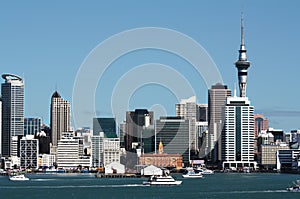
[0,184,146,189]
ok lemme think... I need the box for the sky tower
[235,12,250,97]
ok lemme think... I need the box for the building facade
[50,91,71,147]
[176,96,197,154]
[208,83,231,163]
[155,116,190,167]
[56,134,91,169]
[125,109,153,151]
[24,118,41,136]
[93,118,117,138]
[91,134,120,168]
[1,74,24,157]
[221,96,255,169]
[103,138,120,166]
[20,135,39,169]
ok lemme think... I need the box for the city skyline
[0,1,299,131]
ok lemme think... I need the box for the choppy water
[0,172,299,199]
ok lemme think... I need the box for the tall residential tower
[50,91,71,147]
[1,74,24,157]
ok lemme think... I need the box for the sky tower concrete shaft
[235,12,250,97]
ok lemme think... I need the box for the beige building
[260,144,289,169]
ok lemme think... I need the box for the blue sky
[0,0,299,131]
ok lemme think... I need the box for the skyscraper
[125,109,153,151]
[1,74,24,157]
[207,83,231,163]
[155,116,190,166]
[24,118,41,136]
[221,96,255,169]
[50,91,70,147]
[93,118,117,138]
[176,96,197,154]
[254,114,269,138]
[221,12,255,169]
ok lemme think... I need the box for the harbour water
[0,172,299,199]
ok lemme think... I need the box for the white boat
[287,180,300,192]
[143,175,182,185]
[182,168,203,178]
[9,174,29,181]
[196,167,214,175]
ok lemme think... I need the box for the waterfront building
[139,140,183,169]
[259,143,289,170]
[289,130,300,149]
[176,96,198,155]
[125,109,153,151]
[103,137,120,166]
[104,162,125,174]
[277,149,300,172]
[24,118,41,136]
[91,133,120,168]
[38,154,55,168]
[155,116,189,166]
[208,83,231,163]
[50,91,71,147]
[1,74,24,157]
[20,135,38,169]
[221,12,256,170]
[91,135,104,168]
[221,96,255,169]
[56,133,91,169]
[93,118,117,138]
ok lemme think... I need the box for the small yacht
[196,167,214,175]
[9,174,29,181]
[182,168,203,178]
[143,175,182,186]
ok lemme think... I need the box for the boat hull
[182,174,203,178]
[143,181,182,185]
[9,175,29,181]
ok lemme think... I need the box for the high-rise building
[207,83,231,163]
[93,118,117,138]
[56,132,91,169]
[20,135,38,169]
[1,74,24,157]
[35,131,51,154]
[50,91,71,147]
[155,116,190,166]
[176,96,197,154]
[197,104,208,122]
[125,109,153,151]
[91,132,120,167]
[221,96,255,169]
[221,12,255,170]
[24,118,41,136]
[91,135,104,168]
[254,114,269,138]
[119,121,126,147]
